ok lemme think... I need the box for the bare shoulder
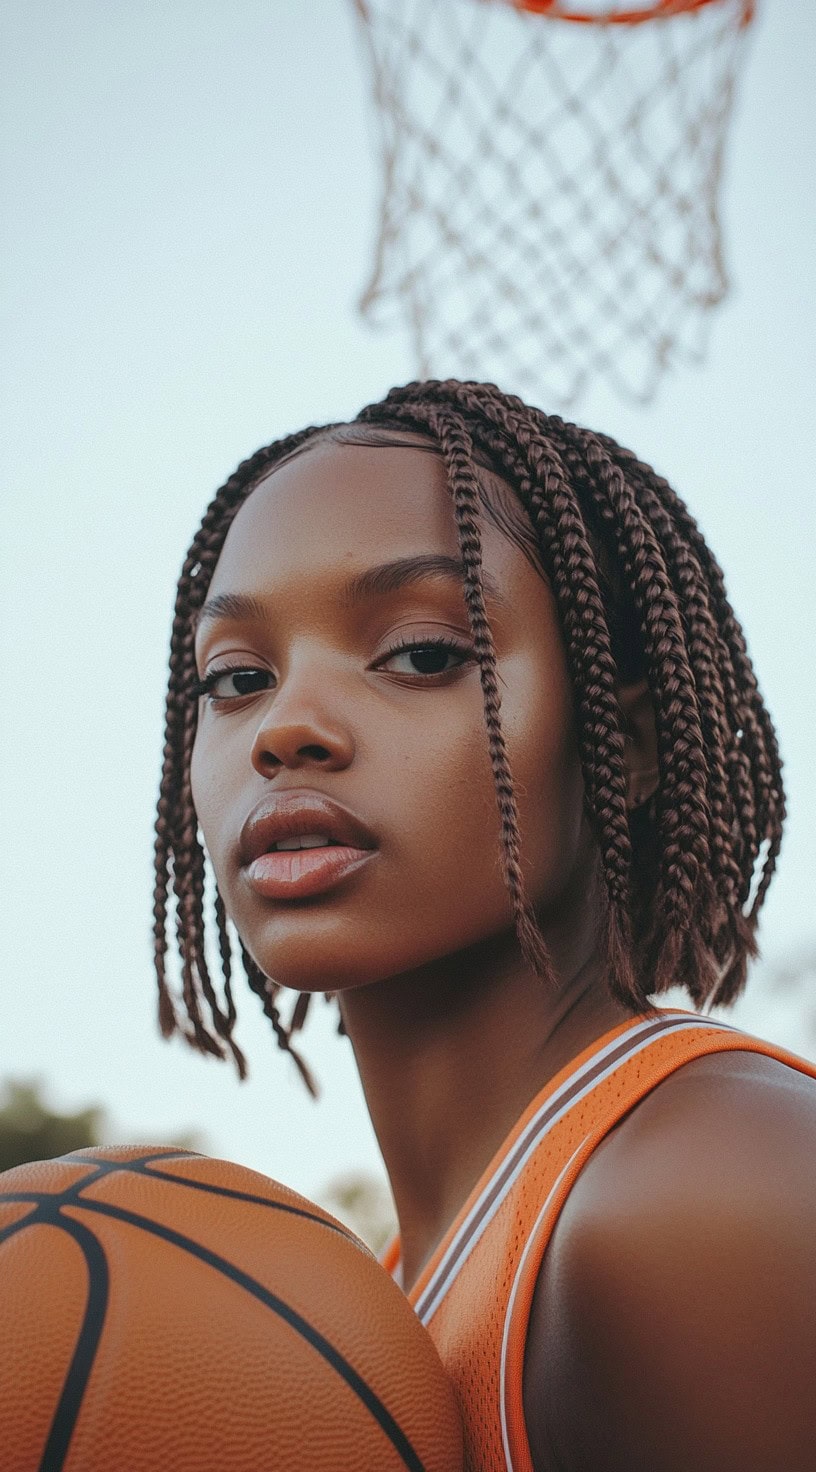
[523,1046,816,1472]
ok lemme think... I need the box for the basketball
[0,1146,462,1472]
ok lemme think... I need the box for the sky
[2,0,815,1204]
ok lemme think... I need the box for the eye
[191,666,273,702]
[376,637,472,678]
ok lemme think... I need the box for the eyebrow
[195,554,509,630]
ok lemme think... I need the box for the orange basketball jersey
[383,1007,816,1472]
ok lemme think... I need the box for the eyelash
[190,635,473,704]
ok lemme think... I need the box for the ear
[618,676,659,812]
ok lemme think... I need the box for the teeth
[274,834,333,851]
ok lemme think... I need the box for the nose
[249,678,355,778]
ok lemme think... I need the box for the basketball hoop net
[353,0,754,407]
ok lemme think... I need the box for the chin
[241,926,402,995]
[244,911,514,999]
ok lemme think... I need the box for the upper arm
[523,1054,816,1472]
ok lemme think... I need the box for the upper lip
[238,790,377,867]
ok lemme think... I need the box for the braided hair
[153,380,784,1086]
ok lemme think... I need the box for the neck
[339,924,638,1291]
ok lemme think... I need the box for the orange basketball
[0,1146,462,1472]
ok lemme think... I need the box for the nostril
[298,745,332,761]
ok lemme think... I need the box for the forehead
[208,439,535,598]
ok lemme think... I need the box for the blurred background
[2,1,814,1245]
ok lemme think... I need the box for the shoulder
[523,1047,816,1472]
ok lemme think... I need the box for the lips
[238,791,377,869]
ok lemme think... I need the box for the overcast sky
[2,1,815,1202]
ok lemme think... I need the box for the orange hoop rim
[508,0,754,23]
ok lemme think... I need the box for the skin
[524,1049,816,1472]
[191,437,816,1471]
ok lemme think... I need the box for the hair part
[153,380,784,1086]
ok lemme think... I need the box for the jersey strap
[383,1009,816,1472]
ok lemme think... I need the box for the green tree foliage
[0,1079,206,1174]
[0,1079,103,1173]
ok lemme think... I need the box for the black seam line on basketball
[0,1164,342,1238]
[62,1155,364,1247]
[37,1156,196,1209]
[136,1163,360,1240]
[0,1180,123,1210]
[0,1204,43,1245]
[37,1212,109,1472]
[67,1149,196,1170]
[74,1197,429,1472]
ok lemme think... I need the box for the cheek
[187,699,511,988]
[377,663,582,932]
[184,650,588,992]
[382,716,505,908]
[190,726,236,875]
[501,653,587,898]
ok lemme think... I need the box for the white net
[353,0,754,407]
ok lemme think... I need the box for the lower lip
[244,846,375,899]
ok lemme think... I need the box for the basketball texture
[0,1146,462,1472]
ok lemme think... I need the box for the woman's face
[191,438,595,993]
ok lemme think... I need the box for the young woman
[154,379,816,1471]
